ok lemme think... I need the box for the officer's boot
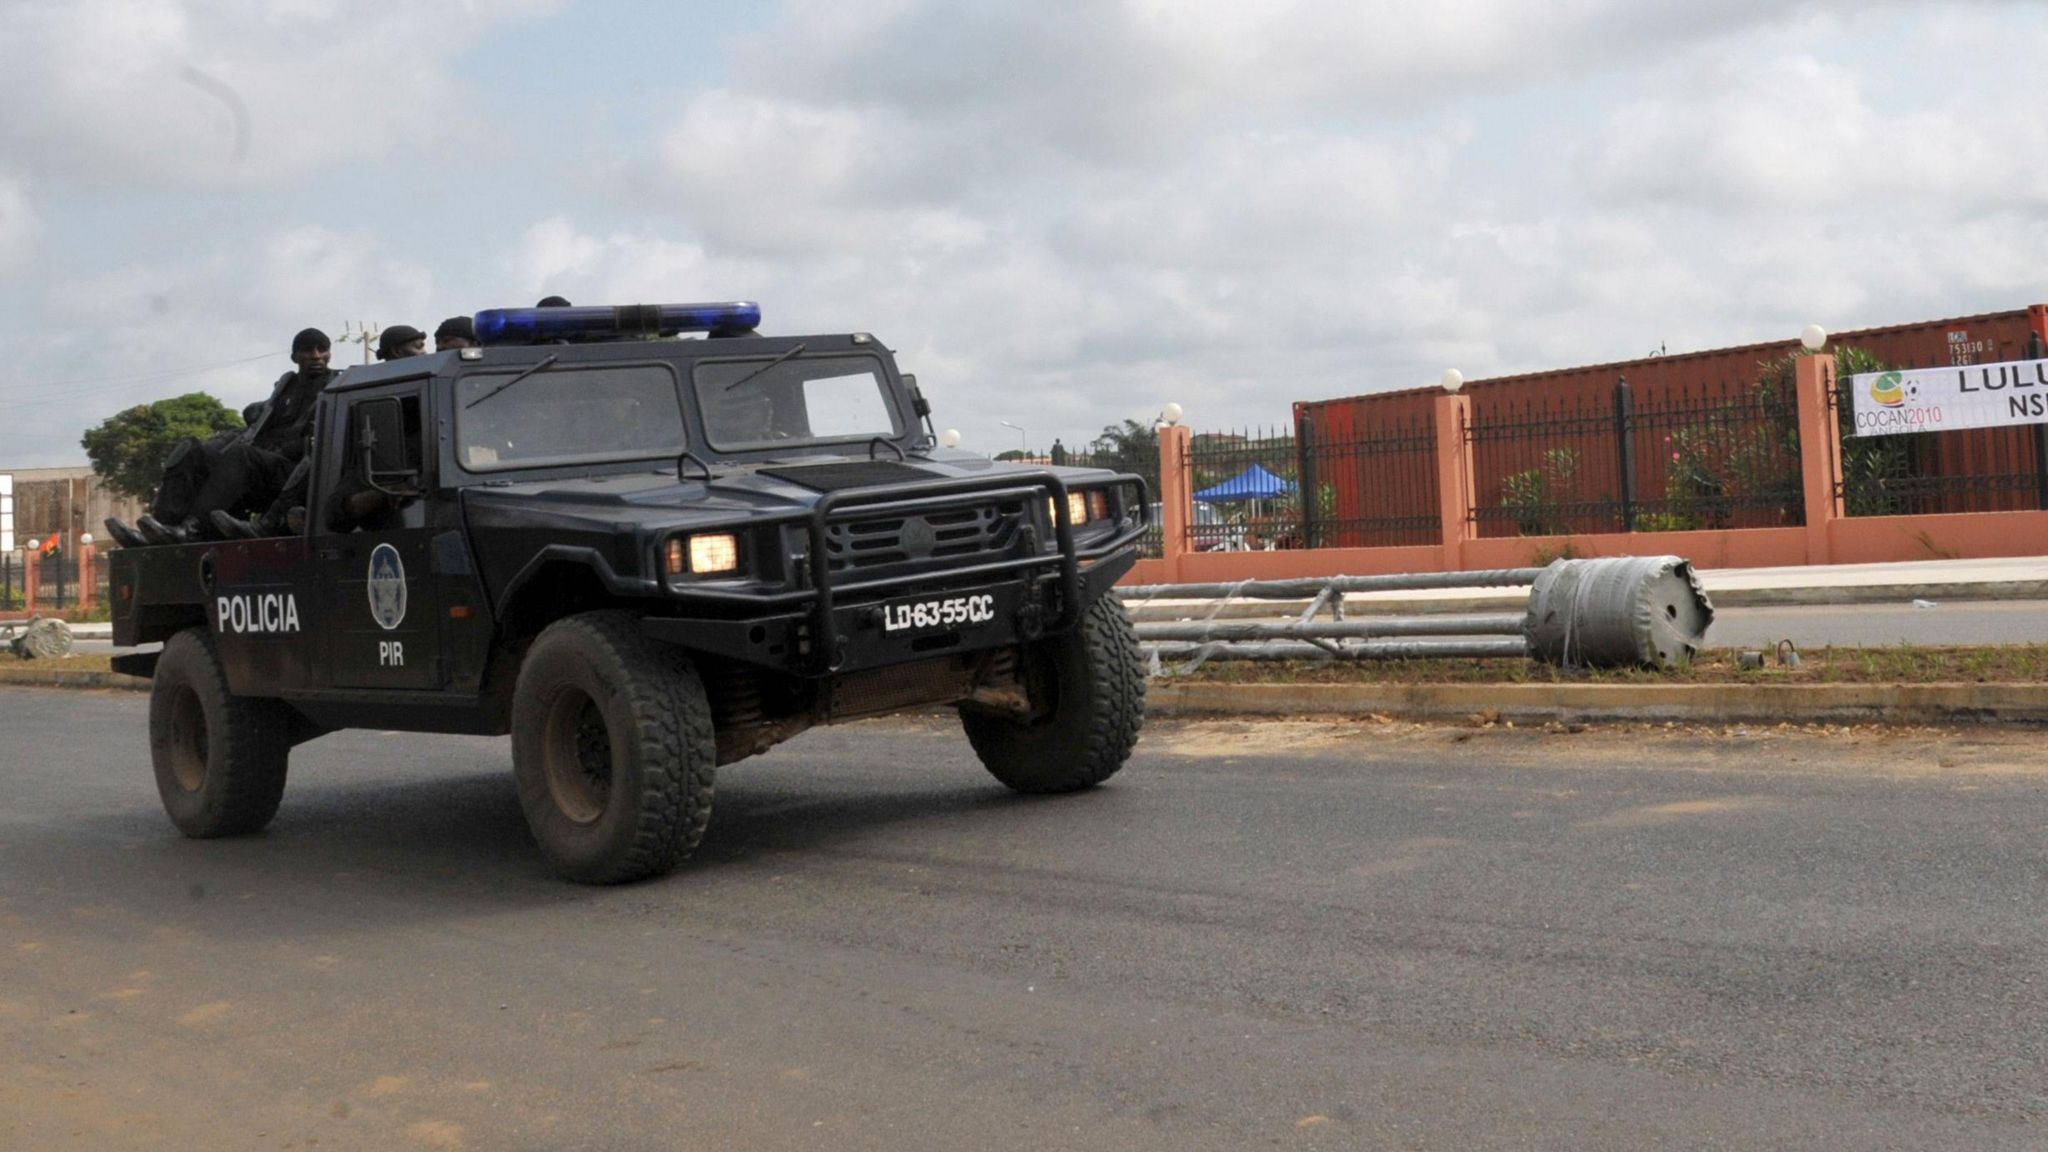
[136,515,194,545]
[103,518,148,549]
[208,510,261,540]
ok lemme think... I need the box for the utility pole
[338,321,380,365]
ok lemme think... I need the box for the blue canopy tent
[1193,463,1296,502]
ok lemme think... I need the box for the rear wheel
[962,595,1146,793]
[148,628,293,837]
[511,612,715,884]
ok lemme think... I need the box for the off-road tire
[511,611,715,885]
[962,595,1146,793]
[148,627,293,837]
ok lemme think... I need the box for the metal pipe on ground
[1136,613,1527,643]
[1145,638,1531,662]
[1130,556,1713,674]
[1121,569,1546,602]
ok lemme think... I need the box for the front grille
[823,500,1027,572]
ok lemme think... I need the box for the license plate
[880,591,1000,634]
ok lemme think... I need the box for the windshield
[456,363,686,471]
[692,353,902,451]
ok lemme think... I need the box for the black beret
[377,324,427,357]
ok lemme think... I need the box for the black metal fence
[1293,410,1439,548]
[0,552,101,612]
[1469,378,1805,538]
[1179,420,1438,551]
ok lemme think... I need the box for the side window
[329,393,427,533]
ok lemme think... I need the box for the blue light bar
[472,301,761,345]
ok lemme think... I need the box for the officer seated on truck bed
[104,328,339,549]
[207,324,429,540]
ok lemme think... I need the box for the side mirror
[902,375,931,418]
[354,399,420,496]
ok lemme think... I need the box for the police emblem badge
[367,543,408,630]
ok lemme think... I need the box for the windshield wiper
[464,354,560,410]
[720,343,806,392]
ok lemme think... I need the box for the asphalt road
[4,689,2047,1150]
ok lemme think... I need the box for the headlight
[667,533,740,575]
[1046,493,1090,526]
[1087,489,1110,521]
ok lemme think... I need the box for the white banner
[1848,357,2048,437]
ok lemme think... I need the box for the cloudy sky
[1,0,2043,467]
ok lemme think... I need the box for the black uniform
[152,366,338,524]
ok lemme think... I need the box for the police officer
[211,323,429,539]
[434,316,478,351]
[377,324,427,361]
[115,328,340,546]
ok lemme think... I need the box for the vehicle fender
[490,546,662,639]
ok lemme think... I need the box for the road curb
[1148,680,2048,725]
[0,667,147,692]
[1124,580,2048,621]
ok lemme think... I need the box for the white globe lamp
[1440,369,1465,394]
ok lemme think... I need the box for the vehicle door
[313,381,441,690]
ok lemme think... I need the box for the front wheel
[149,628,293,837]
[510,612,716,884]
[961,595,1146,793]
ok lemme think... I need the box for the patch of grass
[0,652,117,676]
[1170,644,2048,686]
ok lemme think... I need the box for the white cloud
[6,0,2047,470]
[640,91,990,255]
[506,216,777,305]
[0,175,38,271]
[1589,53,2048,211]
[737,0,1879,164]
[0,225,440,468]
[0,0,553,188]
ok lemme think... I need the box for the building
[0,466,144,553]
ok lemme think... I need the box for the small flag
[40,533,61,555]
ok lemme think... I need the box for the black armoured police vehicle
[111,302,1149,883]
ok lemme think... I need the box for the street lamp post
[999,421,1027,455]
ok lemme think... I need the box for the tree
[1087,418,1161,496]
[80,393,243,500]
[993,449,1033,462]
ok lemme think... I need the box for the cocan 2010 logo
[1868,371,1907,409]
[367,543,407,631]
